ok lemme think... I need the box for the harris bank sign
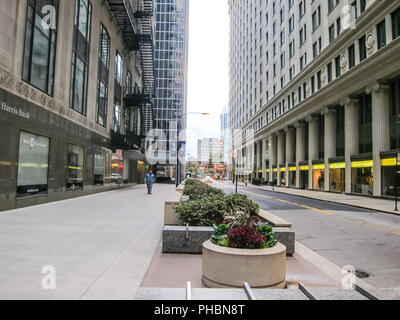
[1,101,30,120]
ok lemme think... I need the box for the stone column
[285,127,295,187]
[308,115,320,190]
[262,139,267,180]
[367,82,390,197]
[277,131,285,186]
[269,133,277,183]
[295,121,306,188]
[323,107,337,191]
[343,97,359,194]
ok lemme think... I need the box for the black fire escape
[107,0,155,150]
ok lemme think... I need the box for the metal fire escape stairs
[106,0,155,148]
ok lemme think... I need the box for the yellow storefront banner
[280,167,286,172]
[329,163,345,169]
[300,166,309,171]
[273,168,278,172]
[352,160,373,168]
[381,158,400,167]
[312,164,325,170]
[289,167,297,171]
[266,169,270,173]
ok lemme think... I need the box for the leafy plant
[175,194,227,226]
[227,226,267,249]
[211,224,230,247]
[183,179,224,200]
[257,223,278,248]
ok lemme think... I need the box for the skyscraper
[153,0,189,182]
[229,0,400,197]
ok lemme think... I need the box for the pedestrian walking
[145,170,156,195]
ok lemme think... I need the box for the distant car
[111,173,122,184]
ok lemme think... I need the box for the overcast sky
[186,0,229,159]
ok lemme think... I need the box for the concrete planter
[164,201,181,226]
[202,240,286,289]
[163,226,214,254]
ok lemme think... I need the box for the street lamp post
[176,112,210,187]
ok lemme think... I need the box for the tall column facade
[285,127,295,187]
[295,121,306,188]
[367,82,390,197]
[343,97,359,194]
[269,134,277,183]
[323,107,337,191]
[308,115,319,190]
[277,131,285,186]
[262,139,267,180]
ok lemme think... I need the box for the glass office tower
[153,0,189,182]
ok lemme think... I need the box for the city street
[0,184,176,300]
[216,181,400,292]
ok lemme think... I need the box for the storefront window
[300,166,309,189]
[94,151,105,186]
[382,158,400,197]
[352,166,373,196]
[289,169,296,187]
[67,144,84,191]
[17,131,50,197]
[313,169,325,190]
[330,167,345,193]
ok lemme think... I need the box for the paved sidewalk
[0,183,177,300]
[233,182,399,216]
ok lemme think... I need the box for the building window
[335,55,341,78]
[311,75,315,94]
[377,20,387,49]
[70,0,92,115]
[317,71,322,90]
[348,44,355,69]
[94,151,106,186]
[115,52,123,85]
[327,62,332,83]
[113,99,121,133]
[329,24,335,43]
[358,93,373,154]
[336,18,341,37]
[67,144,84,191]
[17,131,50,197]
[360,0,366,13]
[96,24,110,127]
[359,35,367,62]
[22,0,59,95]
[126,71,132,95]
[392,8,400,40]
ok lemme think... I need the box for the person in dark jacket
[145,170,156,195]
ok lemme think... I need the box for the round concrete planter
[202,240,286,289]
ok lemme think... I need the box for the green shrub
[175,194,227,226]
[225,193,259,216]
[183,179,224,200]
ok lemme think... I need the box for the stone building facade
[0,0,155,210]
[229,0,400,198]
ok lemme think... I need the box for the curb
[231,182,400,217]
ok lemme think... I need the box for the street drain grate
[355,270,370,279]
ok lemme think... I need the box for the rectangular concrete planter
[163,226,214,254]
[162,226,294,256]
[273,228,295,256]
[164,201,180,226]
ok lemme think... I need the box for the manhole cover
[355,270,370,279]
